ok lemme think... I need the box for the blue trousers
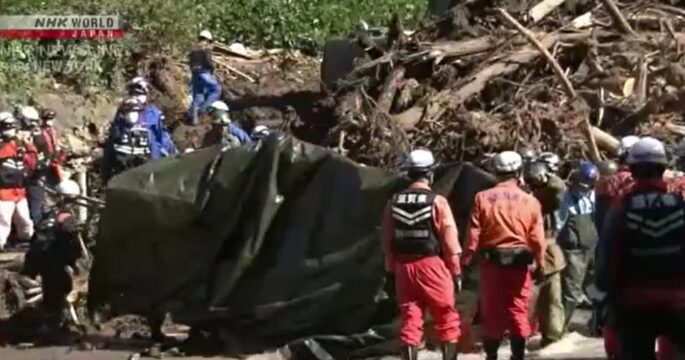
[188,70,221,125]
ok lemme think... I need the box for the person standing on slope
[187,30,221,125]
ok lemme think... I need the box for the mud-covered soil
[142,52,334,152]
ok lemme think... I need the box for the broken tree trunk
[498,9,576,98]
[591,126,619,155]
[635,57,648,104]
[499,8,602,163]
[418,33,558,125]
[377,67,406,113]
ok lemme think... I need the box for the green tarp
[89,135,495,358]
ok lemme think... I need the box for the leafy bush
[0,0,426,96]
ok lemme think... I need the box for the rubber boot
[483,338,500,360]
[400,346,418,360]
[441,342,459,360]
[510,337,526,360]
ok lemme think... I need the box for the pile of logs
[329,0,685,168]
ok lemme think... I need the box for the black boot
[510,336,526,360]
[441,342,459,360]
[483,338,500,360]
[400,346,418,360]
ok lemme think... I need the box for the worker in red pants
[463,151,546,360]
[596,137,685,359]
[594,135,679,360]
[382,148,462,360]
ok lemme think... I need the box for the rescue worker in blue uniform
[188,30,221,125]
[558,161,599,329]
[596,137,685,359]
[128,77,177,158]
[200,101,250,149]
[102,97,176,182]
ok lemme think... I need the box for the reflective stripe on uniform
[626,210,685,238]
[1,160,24,170]
[630,245,681,257]
[391,205,432,226]
[114,144,150,155]
[394,229,430,238]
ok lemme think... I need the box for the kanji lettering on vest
[486,192,521,203]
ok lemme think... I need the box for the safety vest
[0,153,25,189]
[114,126,152,159]
[622,191,685,286]
[558,193,598,250]
[390,188,440,256]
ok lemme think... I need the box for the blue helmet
[573,161,599,189]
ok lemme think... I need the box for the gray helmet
[597,160,618,177]
[524,161,549,188]
[518,146,537,163]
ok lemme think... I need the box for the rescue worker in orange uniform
[382,148,461,360]
[463,151,546,360]
[596,137,685,359]
[0,112,37,250]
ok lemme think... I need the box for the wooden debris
[528,0,566,25]
[600,0,639,37]
[323,0,685,169]
[213,59,256,83]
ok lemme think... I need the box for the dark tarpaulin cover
[89,135,496,359]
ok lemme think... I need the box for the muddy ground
[156,52,335,152]
[0,310,607,359]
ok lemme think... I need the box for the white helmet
[627,137,668,165]
[251,125,270,140]
[618,135,640,157]
[209,100,229,112]
[199,30,213,41]
[403,148,436,171]
[19,106,40,121]
[56,179,80,197]
[493,151,523,174]
[538,152,560,173]
[128,76,150,95]
[0,112,14,124]
[209,101,230,125]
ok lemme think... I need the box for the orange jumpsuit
[382,181,461,346]
[464,179,546,340]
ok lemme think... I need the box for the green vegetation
[0,0,427,99]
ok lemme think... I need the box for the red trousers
[604,326,675,360]
[394,256,461,346]
[479,261,533,339]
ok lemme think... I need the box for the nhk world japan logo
[0,15,124,39]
